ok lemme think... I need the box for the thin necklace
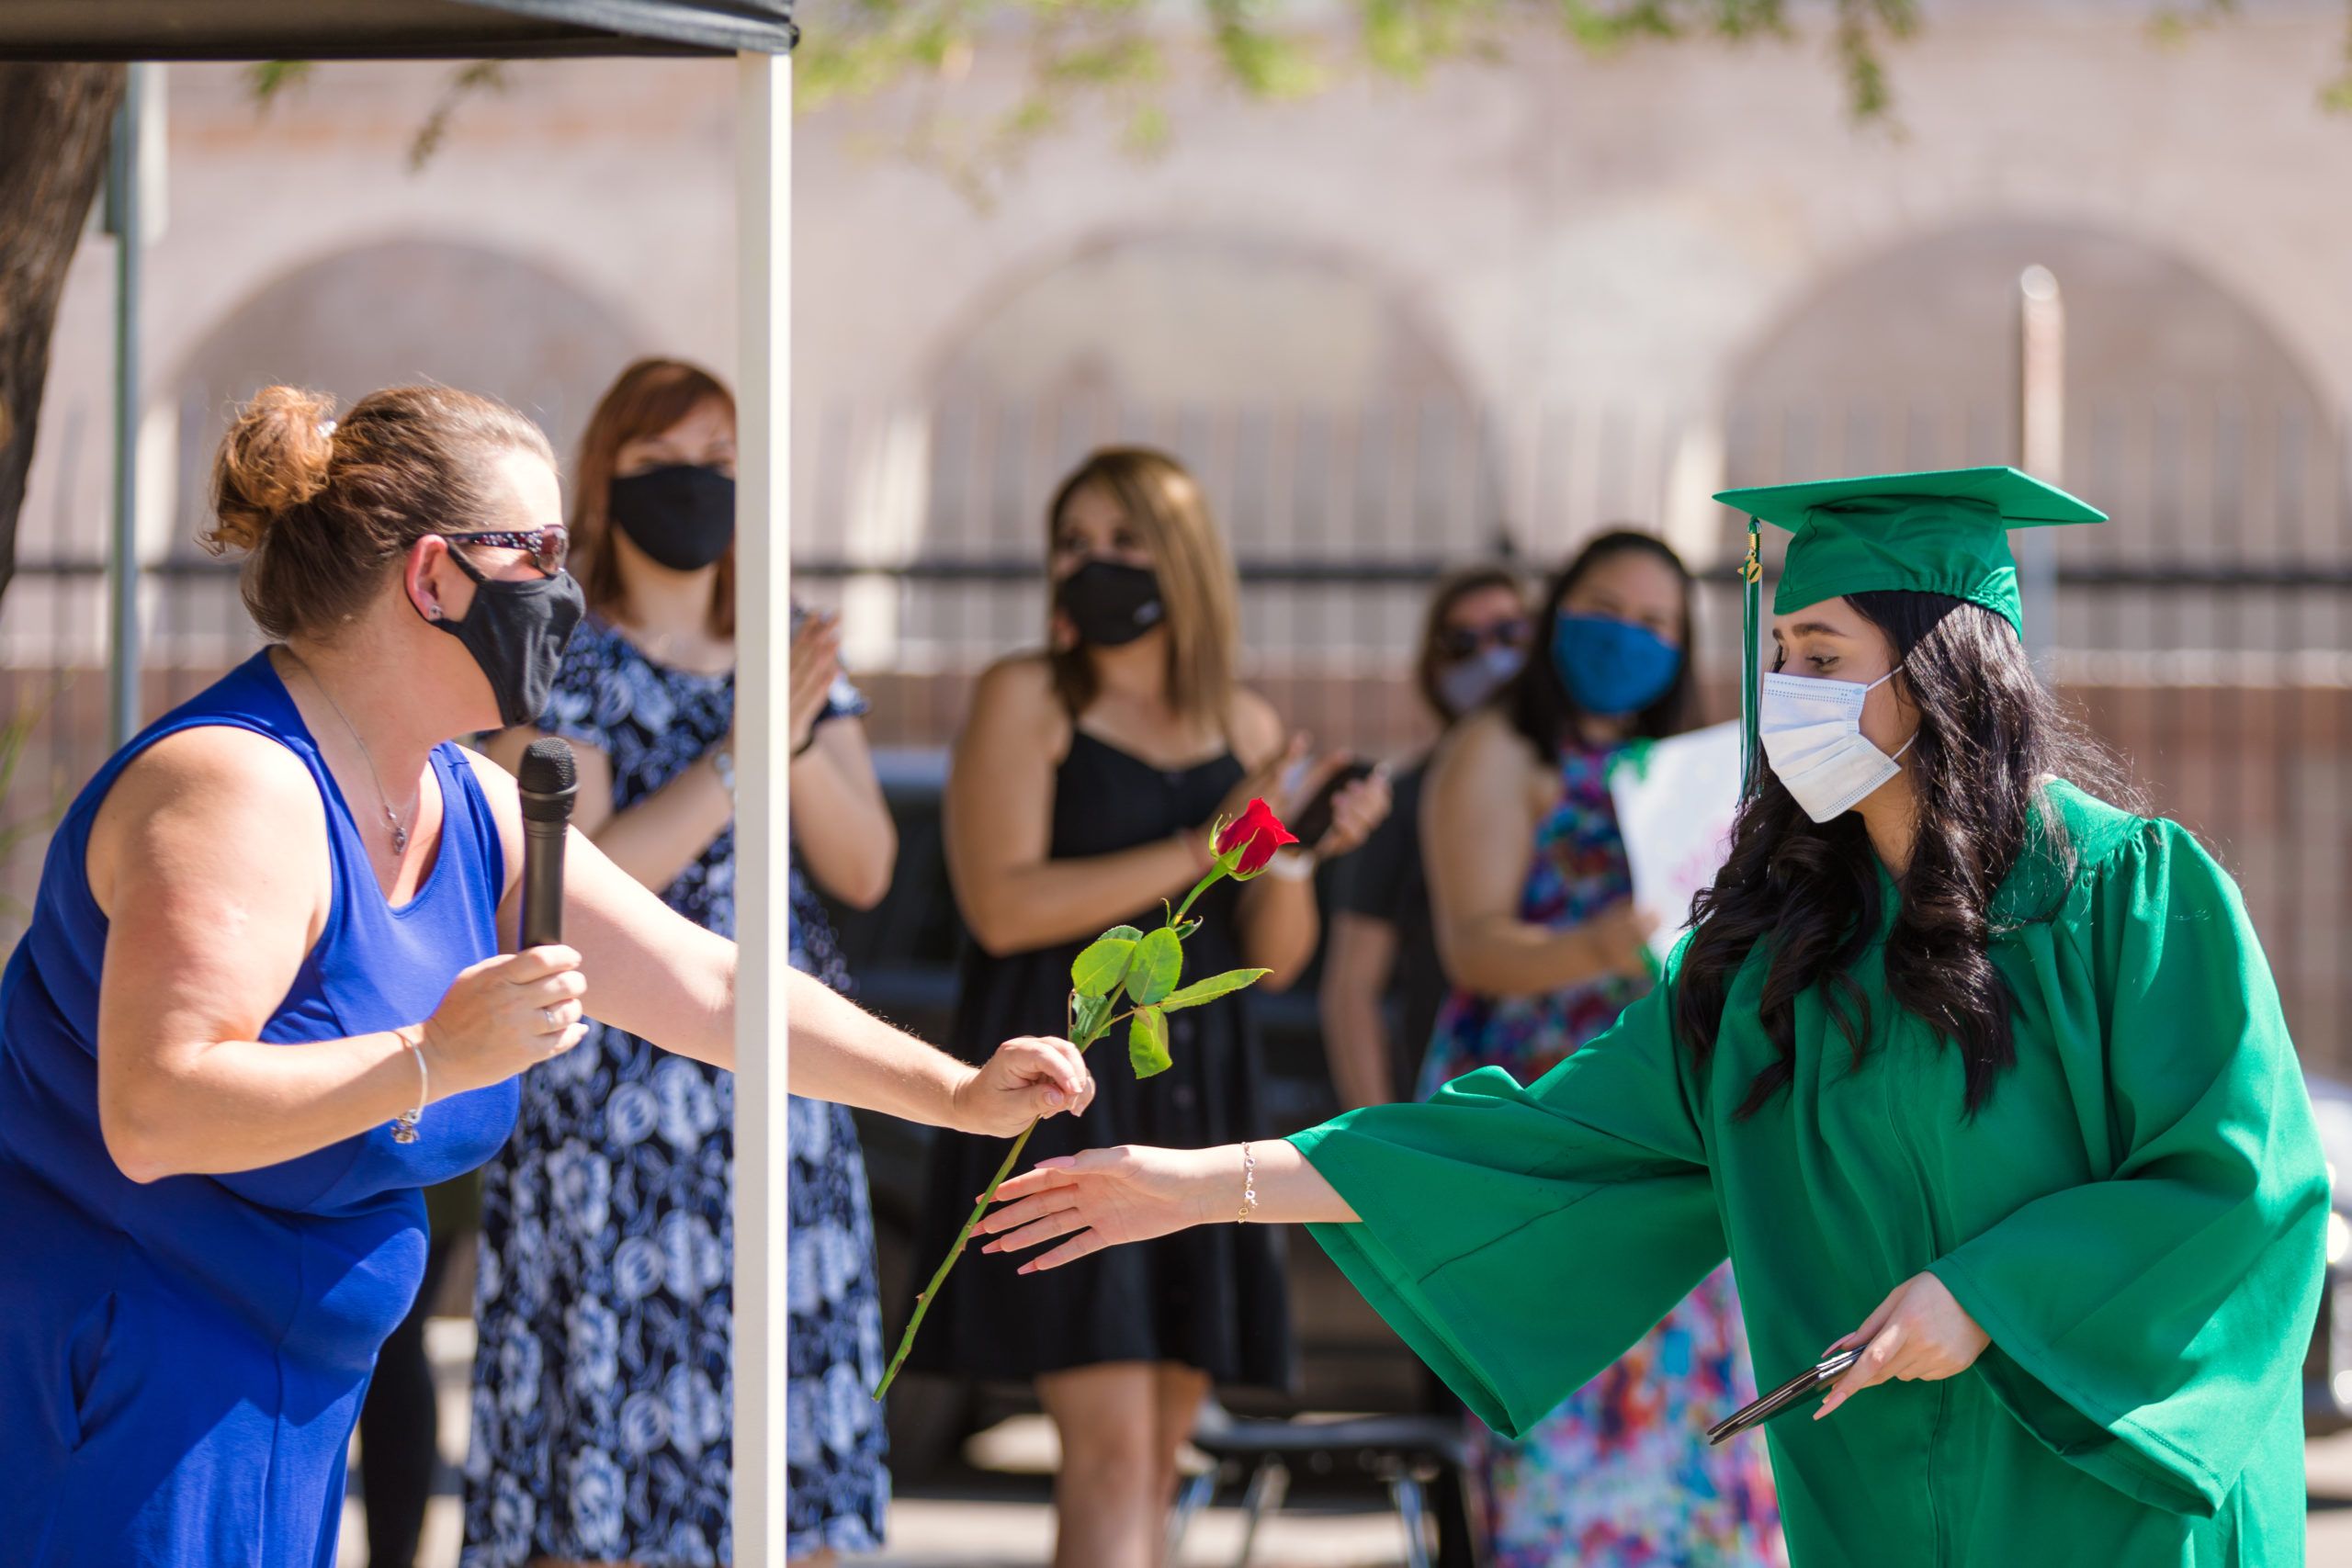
[283,648,418,854]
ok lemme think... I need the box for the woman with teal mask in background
[1404,529,1784,1568]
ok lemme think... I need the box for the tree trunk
[0,63,127,608]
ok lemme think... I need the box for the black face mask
[1056,559,1165,648]
[608,465,736,573]
[433,551,587,728]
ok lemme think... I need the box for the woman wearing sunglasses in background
[1410,530,1781,1567]
[1318,566,1530,1112]
[465,358,899,1568]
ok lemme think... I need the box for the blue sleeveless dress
[0,651,521,1566]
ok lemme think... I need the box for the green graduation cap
[1713,465,2107,794]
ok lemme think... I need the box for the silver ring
[541,1006,560,1030]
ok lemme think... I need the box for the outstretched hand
[978,1145,1228,1273]
[949,1036,1096,1138]
[1815,1271,1989,1420]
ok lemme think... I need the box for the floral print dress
[460,617,888,1565]
[1416,742,1783,1568]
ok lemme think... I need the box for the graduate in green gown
[977,467,2331,1568]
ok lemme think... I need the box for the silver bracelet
[710,745,737,798]
[1237,1142,1258,1223]
[391,1029,428,1145]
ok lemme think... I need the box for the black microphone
[517,738,578,950]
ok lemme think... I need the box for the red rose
[1215,798,1298,877]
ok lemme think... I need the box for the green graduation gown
[1291,783,2329,1566]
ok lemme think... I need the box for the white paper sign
[1607,720,1743,964]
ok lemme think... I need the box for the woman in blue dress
[466,360,899,1566]
[0,382,1092,1568]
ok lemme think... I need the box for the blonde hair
[1045,447,1239,728]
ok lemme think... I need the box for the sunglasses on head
[437,526,569,577]
[1436,617,1532,660]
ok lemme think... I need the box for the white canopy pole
[732,46,791,1568]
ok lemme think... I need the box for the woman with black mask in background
[909,447,1388,1568]
[466,359,899,1567]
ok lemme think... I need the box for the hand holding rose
[948,1035,1095,1138]
[872,798,1299,1401]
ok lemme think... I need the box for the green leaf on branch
[1129,1006,1172,1077]
[1127,927,1184,1006]
[248,61,316,105]
[1174,919,1204,942]
[1071,926,1144,997]
[1160,968,1272,1011]
[1071,991,1114,1048]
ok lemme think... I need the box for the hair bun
[204,385,339,555]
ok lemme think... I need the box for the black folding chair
[1167,1403,1484,1568]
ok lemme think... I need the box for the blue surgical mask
[1551,613,1681,717]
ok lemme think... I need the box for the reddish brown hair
[570,358,738,638]
[203,383,555,643]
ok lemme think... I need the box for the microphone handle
[519,816,568,949]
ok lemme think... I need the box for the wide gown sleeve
[1288,969,1722,1438]
[1928,819,2330,1517]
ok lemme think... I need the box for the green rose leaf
[1159,967,1272,1012]
[1128,1006,1171,1078]
[1127,926,1184,1006]
[1070,991,1114,1048]
[1071,926,1144,998]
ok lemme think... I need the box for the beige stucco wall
[12,5,2351,664]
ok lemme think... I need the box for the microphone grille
[518,737,577,797]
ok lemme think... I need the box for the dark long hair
[1506,530,1698,761]
[1673,591,2140,1118]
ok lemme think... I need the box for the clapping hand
[1215,736,1393,862]
[788,611,842,756]
[1211,735,1310,836]
[1297,757,1392,860]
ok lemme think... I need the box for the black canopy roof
[0,0,796,60]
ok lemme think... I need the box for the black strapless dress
[906,730,1295,1388]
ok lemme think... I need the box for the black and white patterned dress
[460,616,888,1566]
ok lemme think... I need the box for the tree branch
[0,63,127,609]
